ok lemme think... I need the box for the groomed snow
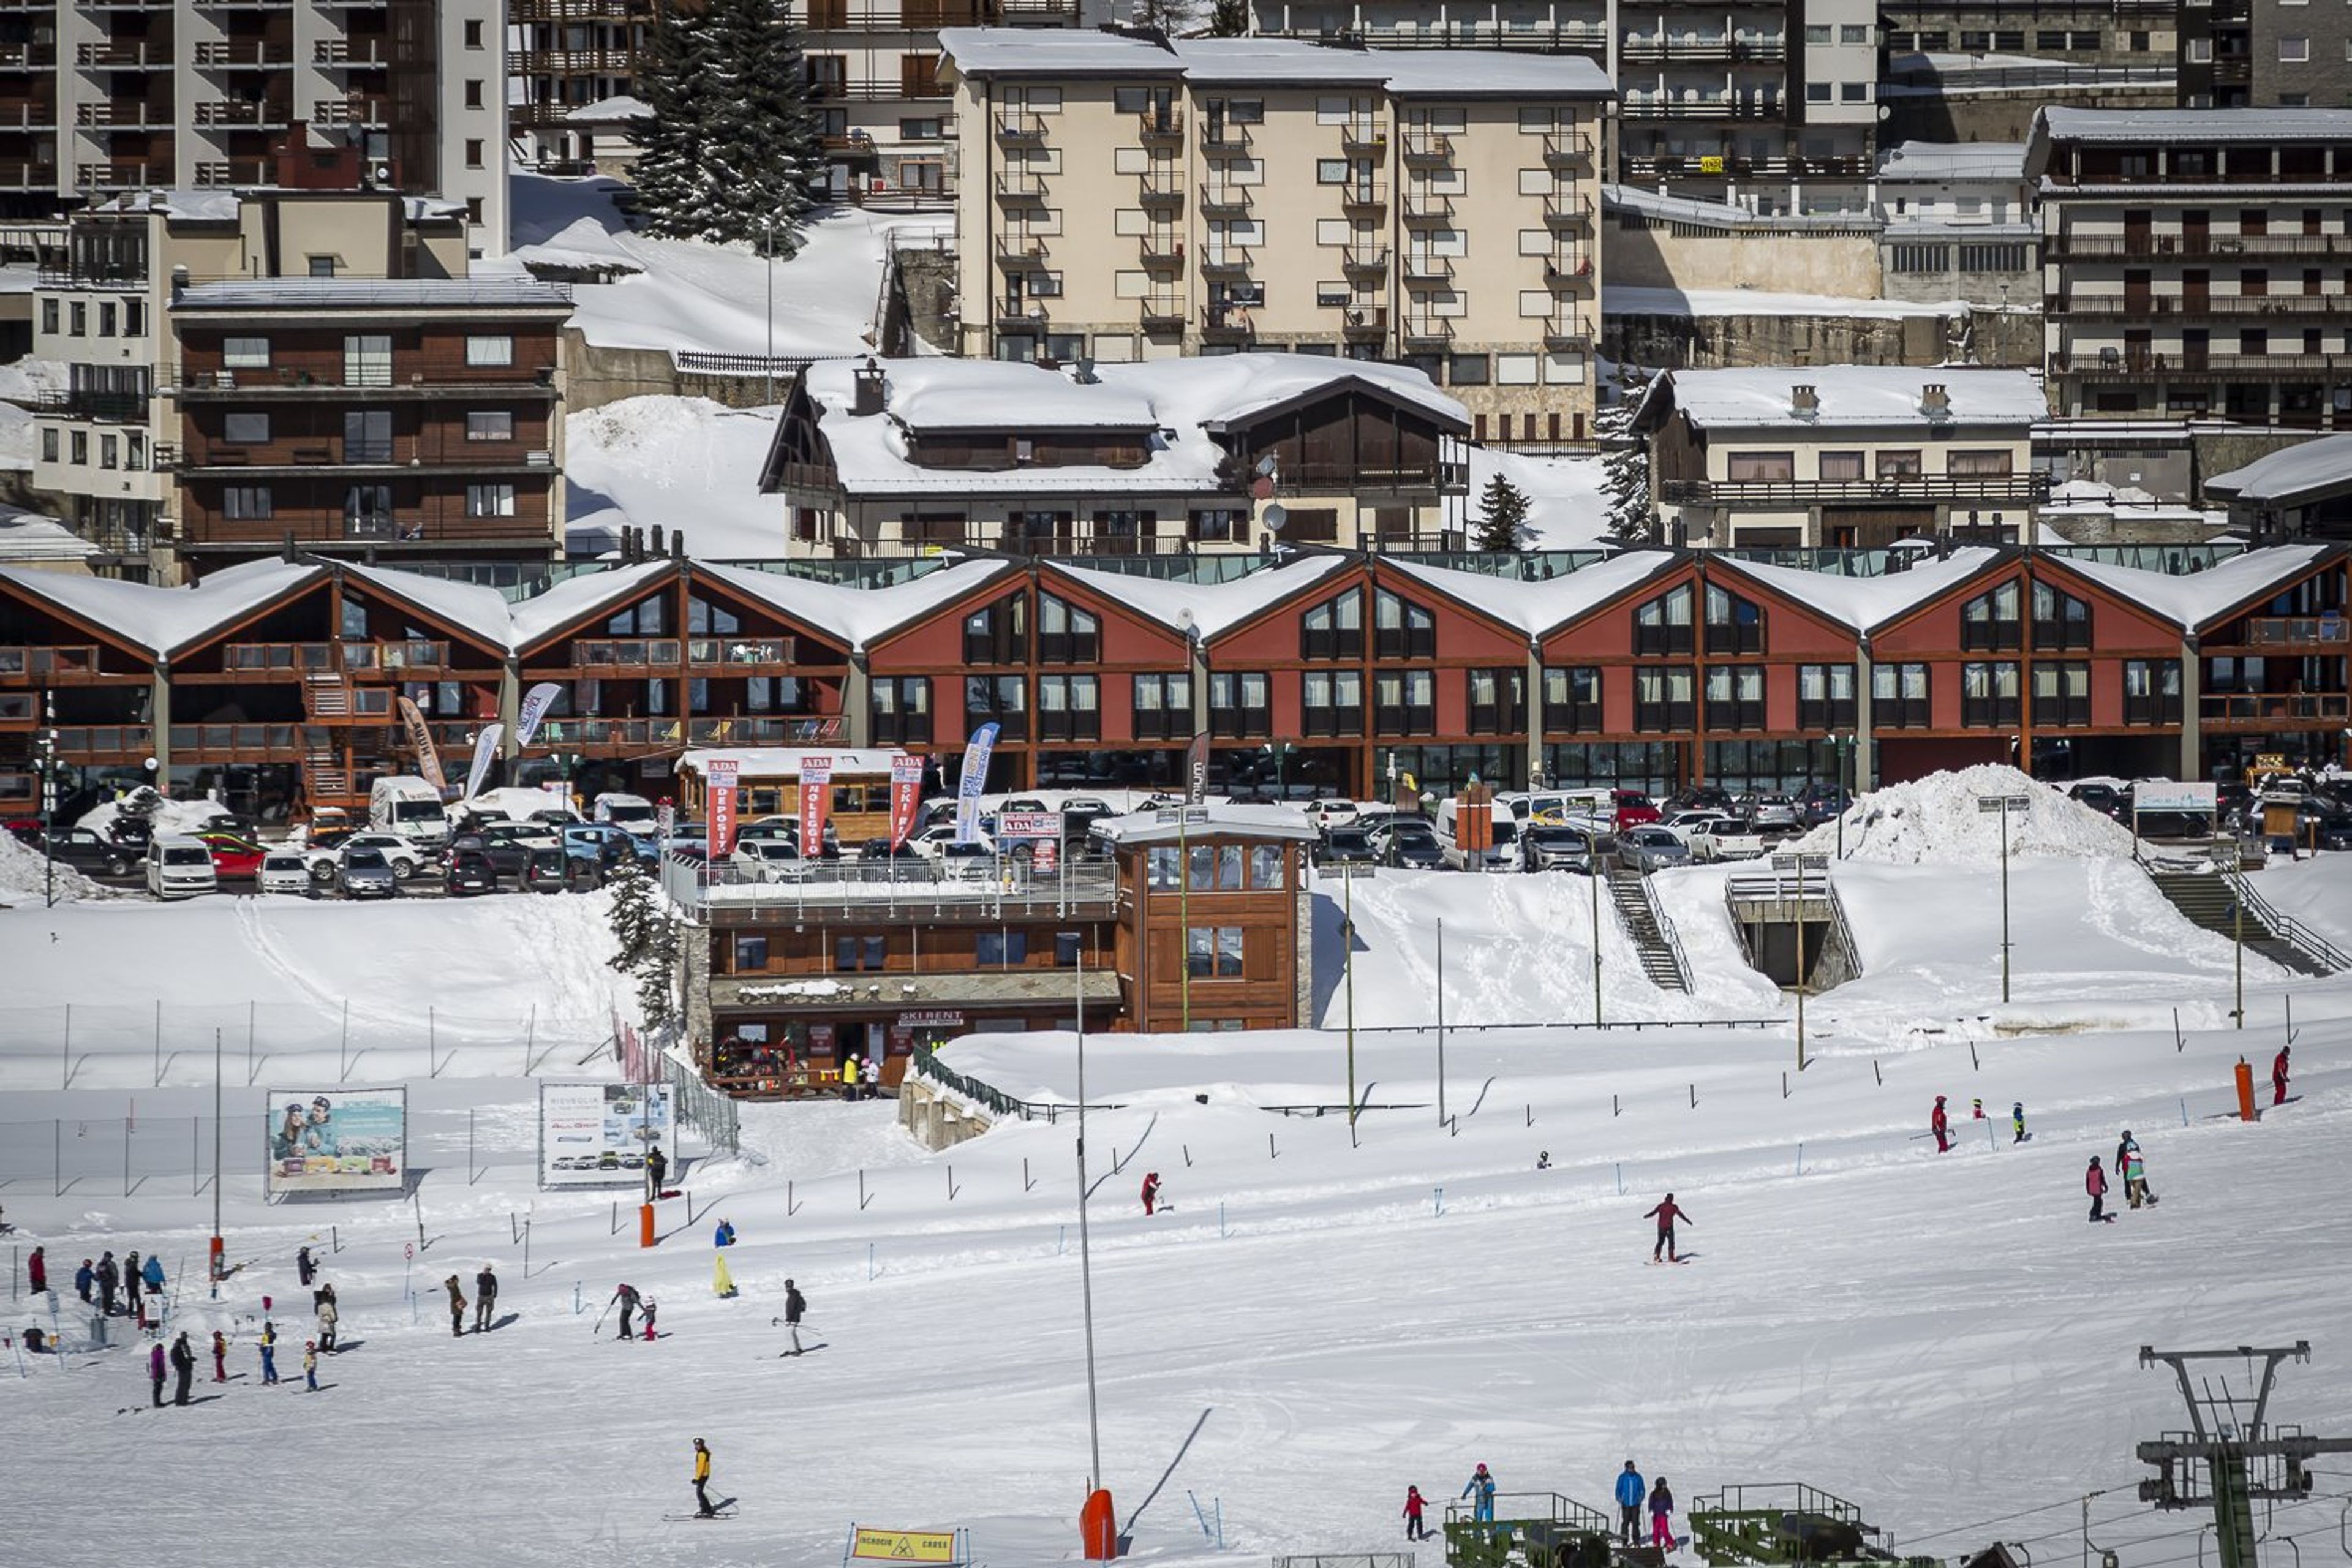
[565,397,790,557]
[1791,763,2136,865]
[1606,285,1969,321]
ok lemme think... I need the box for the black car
[449,830,535,879]
[524,846,571,894]
[38,826,140,878]
[445,848,499,896]
[1382,822,1447,870]
[2310,813,2352,852]
[2068,782,2126,820]
[857,839,925,865]
[1314,827,1380,868]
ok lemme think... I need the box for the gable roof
[1645,366,2048,432]
[696,559,1017,654]
[2038,544,2340,633]
[1046,555,1353,642]
[1706,548,2006,636]
[1386,551,1684,639]
[2201,435,2352,510]
[0,557,326,660]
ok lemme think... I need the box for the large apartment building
[508,0,664,173]
[2178,0,2352,109]
[0,0,506,256]
[30,186,566,581]
[2029,107,2352,431]
[939,29,1611,438]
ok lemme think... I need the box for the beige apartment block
[938,29,1612,442]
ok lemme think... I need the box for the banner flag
[799,754,834,858]
[464,723,504,801]
[706,759,741,858]
[888,753,924,848]
[516,682,565,748]
[954,723,999,845]
[396,696,447,792]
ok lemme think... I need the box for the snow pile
[1792,764,2138,865]
[0,505,95,560]
[564,396,785,557]
[76,787,238,840]
[0,832,113,903]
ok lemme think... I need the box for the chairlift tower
[2135,1343,2352,1568]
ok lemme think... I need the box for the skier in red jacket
[1931,1095,1951,1153]
[1140,1172,1162,1216]
[2273,1045,2291,1106]
[2085,1156,2112,1223]
[1645,1194,1691,1262]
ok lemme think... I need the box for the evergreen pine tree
[1473,474,1531,551]
[1129,0,1202,33]
[605,856,680,1031]
[1208,0,1248,34]
[1596,396,1655,548]
[629,0,823,249]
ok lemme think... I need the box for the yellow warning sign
[851,1528,958,1562]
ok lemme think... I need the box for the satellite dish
[1253,455,1278,478]
[1262,502,1287,534]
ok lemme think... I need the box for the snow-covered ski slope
[3,772,2350,1568]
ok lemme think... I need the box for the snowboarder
[211,1330,228,1382]
[1536,1152,1552,1170]
[714,1248,737,1300]
[74,1257,93,1305]
[2119,1134,2155,1209]
[95,1251,119,1315]
[642,1298,660,1341]
[611,1283,641,1341]
[1615,1461,1646,1544]
[1403,1485,1430,1541]
[1645,1193,1692,1262]
[315,1289,338,1354]
[141,1253,164,1297]
[303,1341,318,1392]
[296,1245,315,1287]
[258,1321,279,1384]
[1462,1463,1497,1525]
[2273,1045,2291,1106]
[646,1145,668,1203]
[2012,1102,2028,1144]
[475,1264,497,1332]
[692,1438,717,1518]
[2086,1157,2111,1223]
[1931,1095,1951,1154]
[444,1275,467,1339]
[714,1218,737,1248]
[168,1330,194,1405]
[783,1278,807,1355]
[26,1246,43,1297]
[148,1341,166,1408]
[1141,1172,1163,1216]
[1648,1477,1676,1552]
[124,1250,143,1315]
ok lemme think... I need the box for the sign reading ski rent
[266,1088,407,1195]
[538,1082,674,1189]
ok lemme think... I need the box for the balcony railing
[168,723,307,756]
[1342,246,1390,276]
[51,726,154,759]
[2241,616,2350,647]
[1137,109,1183,141]
[193,39,294,66]
[2045,233,2352,260]
[1660,475,2048,505]
[993,170,1047,201]
[995,110,1046,143]
[1140,295,1184,330]
[1199,183,1250,215]
[1399,129,1452,164]
[1401,189,1454,224]
[31,388,147,421]
[1401,252,1453,284]
[1339,183,1388,213]
[1621,96,1782,120]
[1622,32,1788,61]
[0,646,105,680]
[2050,293,2352,318]
[2053,350,2352,379]
[2201,692,2351,725]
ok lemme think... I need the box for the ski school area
[1,773,2351,1568]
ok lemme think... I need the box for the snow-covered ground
[1472,446,1611,549]
[4,767,2350,1568]
[565,396,784,557]
[1604,285,1970,320]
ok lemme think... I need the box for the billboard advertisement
[799,753,834,857]
[888,753,924,849]
[266,1088,407,1195]
[539,1082,675,1189]
[2136,781,2218,814]
[706,758,741,858]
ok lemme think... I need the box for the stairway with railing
[2144,854,2348,977]
[1607,866,1691,992]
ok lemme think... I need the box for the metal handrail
[2223,870,2352,973]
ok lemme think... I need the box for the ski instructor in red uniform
[1645,1193,1692,1262]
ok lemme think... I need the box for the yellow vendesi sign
[850,1528,957,1562]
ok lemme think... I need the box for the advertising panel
[954,723,1000,845]
[888,753,924,848]
[266,1088,407,1194]
[995,810,1063,841]
[799,753,834,858]
[2135,781,2219,814]
[539,1082,675,1188]
[706,759,741,858]
[396,697,447,792]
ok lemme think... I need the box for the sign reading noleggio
[539,1082,674,1188]
[266,1088,407,1194]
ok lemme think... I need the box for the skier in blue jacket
[1615,1462,1646,1545]
[1462,1463,1498,1525]
[714,1219,737,1248]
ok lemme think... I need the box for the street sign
[1976,794,2032,813]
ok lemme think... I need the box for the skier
[1972,1097,1985,1120]
[2119,1134,2155,1209]
[1615,1461,1646,1545]
[2086,1156,2112,1223]
[124,1250,143,1316]
[646,1145,668,1204]
[1536,1152,1551,1170]
[1462,1462,1497,1526]
[2012,1102,2028,1144]
[303,1340,318,1392]
[1648,1477,1676,1553]
[783,1278,807,1355]
[75,1257,94,1305]
[1403,1485,1430,1541]
[1931,1095,1951,1154]
[141,1253,164,1297]
[211,1330,228,1382]
[148,1340,167,1408]
[1141,1171,1163,1216]
[26,1245,43,1297]
[444,1275,467,1339]
[296,1245,315,1287]
[96,1251,119,1315]
[315,1288,338,1354]
[168,1330,194,1405]
[714,1247,737,1300]
[611,1283,641,1341]
[692,1438,717,1518]
[2273,1044,2291,1106]
[258,1321,279,1385]
[1645,1193,1692,1263]
[475,1264,497,1333]
[714,1218,737,1248]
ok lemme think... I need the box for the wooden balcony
[2200,692,2350,729]
[2239,616,2350,647]
[0,646,113,685]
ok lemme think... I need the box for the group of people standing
[1406,1462,1678,1552]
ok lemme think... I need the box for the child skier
[1931,1095,1951,1153]
[258,1321,279,1384]
[1649,1477,1676,1552]
[2274,1045,2291,1106]
[211,1329,228,1382]
[641,1298,660,1341]
[692,1438,717,1518]
[1403,1486,1429,1540]
[1462,1463,1497,1525]
[2086,1156,2111,1223]
[1141,1172,1163,1216]
[445,1275,467,1339]
[303,1340,318,1392]
[2012,1102,2027,1144]
[1645,1194,1692,1262]
[2119,1134,2156,1208]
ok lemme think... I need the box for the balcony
[1339,182,1388,216]
[77,161,166,189]
[2241,616,2350,647]
[1401,252,1454,285]
[342,639,454,675]
[1139,233,1184,269]
[1340,304,1387,341]
[1260,20,1608,51]
[994,298,1049,331]
[78,42,172,68]
[1140,295,1185,331]
[194,40,295,67]
[994,110,1046,144]
[689,637,795,669]
[1201,306,1254,343]
[1659,475,2049,505]
[0,161,55,189]
[1621,96,1781,121]
[1544,252,1596,290]
[1338,119,1387,157]
[192,160,271,188]
[31,388,148,422]
[993,170,1047,202]
[2051,293,2352,318]
[1399,129,1452,165]
[2201,692,2350,729]
[313,39,391,66]
[1401,189,1455,225]
[51,726,156,761]
[222,640,336,674]
[194,99,294,128]
[312,96,389,127]
[511,48,639,74]
[1401,317,1454,349]
[1137,175,1183,208]
[1621,32,1787,62]
[77,102,173,130]
[567,638,683,673]
[2045,233,2352,260]
[1544,131,1596,168]
[1199,246,1253,276]
[1200,121,1250,154]
[995,232,1050,270]
[0,646,109,684]
[0,43,56,69]
[2052,350,2352,380]
[1137,109,1183,143]
[1544,315,1594,351]
[1199,183,1250,216]
[1341,246,1389,279]
[1544,194,1593,228]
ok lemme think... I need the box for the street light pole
[1975,791,2029,1004]
[1343,869,1357,1140]
[1590,856,1603,1027]
[763,214,777,406]
[211,1026,223,1295]
[1434,915,1447,1128]
[1072,948,1104,1494]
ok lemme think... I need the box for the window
[464,17,483,46]
[1543,665,1602,731]
[2032,582,2093,649]
[1037,594,1099,662]
[1841,83,1869,102]
[224,336,271,369]
[98,302,115,336]
[345,408,392,463]
[1450,353,1490,386]
[1186,926,1245,979]
[1301,589,1363,660]
[1841,23,1870,43]
[1804,23,1831,42]
[127,432,144,470]
[2280,37,2309,62]
[466,410,515,442]
[466,483,517,518]
[1189,508,1242,543]
[1055,930,1084,967]
[465,79,484,108]
[1796,664,1856,730]
[345,484,394,536]
[1634,585,1695,655]
[1373,589,1436,660]
[733,935,769,971]
[963,594,1027,665]
[98,434,116,470]
[1726,451,1795,483]
[1875,450,1924,478]
[223,412,269,445]
[1949,449,2015,478]
[1635,666,1695,732]
[965,675,1028,741]
[1807,83,1833,103]
[900,117,943,140]
[465,334,514,368]
[466,139,485,168]
[1187,844,1246,892]
[1036,674,1099,743]
[1705,665,1765,731]
[1891,243,1950,273]
[1372,669,1435,733]
[869,676,933,745]
[1705,585,1765,654]
[1467,667,1526,734]
[343,334,390,386]
[2033,661,2091,726]
[1962,581,2023,650]
[1250,845,1283,890]
[1131,673,1194,741]
[39,298,55,334]
[976,930,1029,967]
[69,431,85,465]
[834,935,888,971]
[1873,663,1929,728]
[1209,671,1270,738]
[1961,243,2029,273]
[39,426,55,463]
[1961,661,2021,726]
[1819,451,1864,481]
[225,485,273,521]
[2123,660,2183,725]
[1292,670,1359,737]
[1147,845,1181,888]
[68,301,83,336]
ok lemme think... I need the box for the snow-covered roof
[1091,802,1319,846]
[675,748,912,779]
[862,360,1159,433]
[1604,184,1880,232]
[86,188,467,224]
[695,559,1016,653]
[1876,141,2029,183]
[1385,551,1681,638]
[2034,107,2352,145]
[2045,544,2338,632]
[173,279,573,313]
[1710,548,2003,633]
[2202,436,2352,509]
[0,556,325,658]
[565,94,650,124]
[1654,366,2048,431]
[937,29,1611,97]
[1049,554,1351,641]
[337,558,682,655]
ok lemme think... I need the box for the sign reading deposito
[849,1528,958,1563]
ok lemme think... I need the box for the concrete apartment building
[938,29,1611,440]
[1876,139,2036,306]
[2030,107,2352,430]
[508,0,663,173]
[31,185,564,581]
[0,0,507,257]
[2179,0,2352,108]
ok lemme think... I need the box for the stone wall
[1608,220,1885,298]
[897,247,959,355]
[897,1075,993,1152]
[1604,306,2042,373]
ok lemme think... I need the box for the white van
[1499,789,1617,832]
[1434,797,1518,870]
[145,835,219,899]
[369,775,452,848]
[593,791,658,832]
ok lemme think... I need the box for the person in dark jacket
[444,1275,467,1338]
[1645,1194,1692,1262]
[611,1283,641,1340]
[258,1321,279,1385]
[1615,1462,1646,1544]
[1648,1478,1676,1551]
[75,1257,94,1305]
[124,1250,143,1315]
[148,1341,167,1408]
[296,1245,315,1287]
[26,1245,44,1297]
[645,1145,668,1203]
[2086,1157,2111,1223]
[714,1218,737,1248]
[168,1331,195,1405]
[474,1264,497,1332]
[1931,1095,1951,1154]
[95,1251,119,1315]
[783,1278,807,1355]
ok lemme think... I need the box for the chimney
[1790,383,1818,418]
[671,530,685,562]
[851,355,886,417]
[650,522,666,556]
[1921,382,1951,418]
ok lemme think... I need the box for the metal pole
[1343,867,1357,1130]
[1591,858,1603,1027]
[2000,805,2012,1005]
[154,1000,162,1088]
[2234,884,2245,1028]
[764,216,776,406]
[1836,737,1847,860]
[1434,916,1447,1128]
[1178,813,1191,1031]
[1795,894,1807,1071]
[1074,948,1104,1494]
[211,1027,222,1295]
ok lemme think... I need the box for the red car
[1611,790,1662,829]
[196,831,268,878]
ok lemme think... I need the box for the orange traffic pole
[2234,1058,2256,1122]
[639,1203,656,1248]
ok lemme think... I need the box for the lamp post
[37,687,56,909]
[1590,851,1603,1027]
[1072,943,1105,1500]
[761,213,778,407]
[1343,867,1357,1141]
[1976,792,2031,1003]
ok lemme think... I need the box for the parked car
[562,824,636,878]
[1611,790,1663,828]
[733,839,812,883]
[1673,813,1768,862]
[910,822,992,859]
[1744,794,1802,831]
[146,835,220,899]
[1517,824,1600,873]
[1617,826,1692,875]
[856,839,925,867]
[257,851,317,897]
[43,826,139,878]
[336,845,399,899]
[524,846,571,894]
[445,848,500,897]
[937,840,1000,881]
[195,831,269,880]
[1303,798,1360,831]
[338,831,431,880]
[1376,819,1447,870]
[1314,826,1381,869]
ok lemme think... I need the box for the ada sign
[2135,780,2218,814]
[997,810,1063,840]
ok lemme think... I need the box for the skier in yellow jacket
[692,1438,717,1518]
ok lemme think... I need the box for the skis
[663,1511,739,1521]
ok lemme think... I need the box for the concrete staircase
[1607,866,1691,992]
[2146,865,2348,978]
